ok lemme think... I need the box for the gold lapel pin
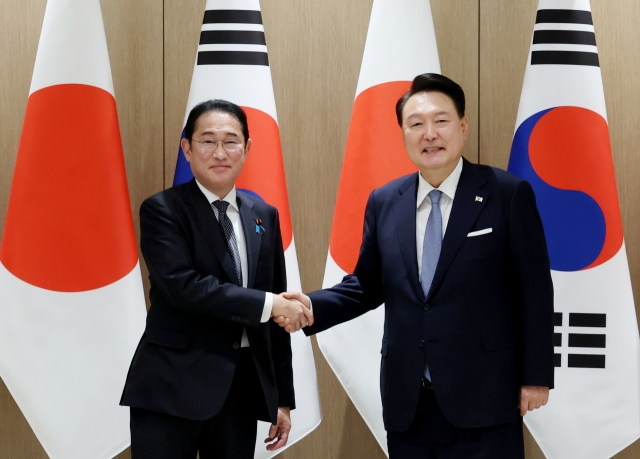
[475,196,483,202]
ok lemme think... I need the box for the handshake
[271,292,313,333]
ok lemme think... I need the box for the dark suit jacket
[121,179,295,424]
[305,159,554,432]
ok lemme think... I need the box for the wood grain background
[0,1,638,458]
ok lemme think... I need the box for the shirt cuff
[261,292,273,322]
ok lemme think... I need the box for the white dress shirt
[196,180,273,347]
[416,157,464,276]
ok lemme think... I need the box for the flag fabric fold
[172,0,321,456]
[316,0,440,454]
[0,0,147,458]
[508,1,640,457]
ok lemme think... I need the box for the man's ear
[244,138,252,158]
[461,116,469,140]
[181,137,192,162]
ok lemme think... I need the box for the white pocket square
[467,228,492,237]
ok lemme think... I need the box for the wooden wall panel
[432,0,480,164]
[479,1,537,170]
[163,0,205,188]
[480,1,640,458]
[0,0,163,458]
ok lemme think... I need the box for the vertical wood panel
[432,0,480,164]
[103,0,165,255]
[479,1,537,170]
[480,1,640,458]
[163,0,205,188]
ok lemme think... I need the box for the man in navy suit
[121,100,312,459]
[283,74,554,458]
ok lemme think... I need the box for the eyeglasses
[192,139,243,153]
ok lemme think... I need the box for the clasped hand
[271,292,313,332]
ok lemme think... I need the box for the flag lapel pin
[255,218,264,235]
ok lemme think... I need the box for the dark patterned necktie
[213,200,243,286]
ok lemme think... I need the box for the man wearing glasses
[121,100,312,459]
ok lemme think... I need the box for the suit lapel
[393,174,425,301]
[426,159,488,300]
[185,180,239,283]
[238,192,261,289]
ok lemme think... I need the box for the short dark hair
[184,99,250,142]
[395,73,465,126]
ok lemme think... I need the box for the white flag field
[507,1,640,457]
[316,0,440,454]
[0,0,147,458]
[171,0,322,456]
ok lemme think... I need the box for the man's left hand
[265,407,291,451]
[519,385,549,416]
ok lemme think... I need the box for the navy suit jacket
[121,179,294,424]
[305,159,554,432]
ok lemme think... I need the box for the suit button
[419,340,425,349]
[423,304,430,311]
[232,342,240,350]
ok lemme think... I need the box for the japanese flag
[0,0,147,457]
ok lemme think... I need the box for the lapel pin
[475,196,483,202]
[255,218,265,235]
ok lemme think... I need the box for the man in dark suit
[282,74,554,458]
[121,100,312,459]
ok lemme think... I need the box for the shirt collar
[416,157,464,208]
[195,180,239,212]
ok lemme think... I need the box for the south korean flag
[507,1,640,458]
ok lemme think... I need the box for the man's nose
[212,143,227,158]
[422,122,437,140]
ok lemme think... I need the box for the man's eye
[411,123,422,128]
[202,140,215,145]
[224,141,239,146]
[436,119,449,124]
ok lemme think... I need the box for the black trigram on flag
[197,9,269,66]
[554,312,606,369]
[531,9,599,67]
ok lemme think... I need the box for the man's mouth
[423,147,443,153]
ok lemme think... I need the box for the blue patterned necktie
[213,200,243,286]
[421,190,443,297]
[421,190,442,382]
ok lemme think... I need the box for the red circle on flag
[0,84,138,292]
[330,81,417,273]
[237,107,293,250]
